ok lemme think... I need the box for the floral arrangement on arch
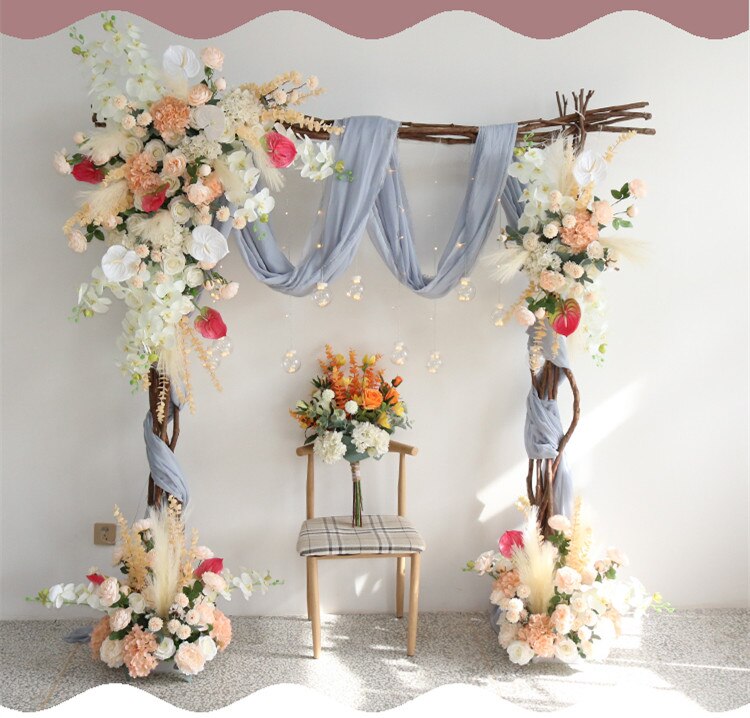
[29,498,277,678]
[55,14,348,407]
[290,346,411,525]
[466,497,671,665]
[492,133,647,365]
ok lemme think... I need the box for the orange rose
[392,376,403,387]
[362,388,383,410]
[384,387,400,405]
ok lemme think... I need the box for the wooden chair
[295,440,425,658]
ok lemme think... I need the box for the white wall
[1,12,747,619]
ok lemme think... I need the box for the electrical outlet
[94,523,116,546]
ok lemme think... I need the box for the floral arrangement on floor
[466,497,671,665]
[29,498,277,678]
[55,13,348,407]
[491,133,647,365]
[290,345,411,525]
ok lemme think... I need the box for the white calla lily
[162,45,201,79]
[188,226,229,264]
[101,245,140,282]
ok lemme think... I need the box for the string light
[346,275,364,301]
[491,303,505,327]
[456,276,476,302]
[281,348,301,373]
[312,281,331,307]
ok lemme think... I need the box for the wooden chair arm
[296,444,314,456]
[388,440,418,456]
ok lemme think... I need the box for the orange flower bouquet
[290,346,411,526]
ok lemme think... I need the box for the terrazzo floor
[1,610,748,713]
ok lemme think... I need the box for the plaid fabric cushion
[297,515,426,557]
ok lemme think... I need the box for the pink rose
[539,270,566,293]
[554,566,582,594]
[187,182,212,206]
[200,47,224,70]
[219,281,239,300]
[162,151,187,178]
[628,178,647,198]
[194,308,227,339]
[188,83,213,107]
[264,132,297,168]
[174,641,207,675]
[110,607,132,632]
[97,576,121,607]
[498,530,524,558]
[201,571,227,594]
[195,557,224,578]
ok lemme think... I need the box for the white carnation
[522,232,539,251]
[351,422,390,458]
[314,431,346,465]
[344,400,358,415]
[586,240,604,260]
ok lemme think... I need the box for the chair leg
[307,556,321,658]
[406,552,421,656]
[306,563,312,621]
[396,556,406,618]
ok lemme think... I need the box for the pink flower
[72,157,104,184]
[498,530,524,558]
[219,281,239,300]
[200,46,224,70]
[195,557,224,578]
[194,308,227,339]
[188,83,213,106]
[554,566,582,594]
[210,609,232,651]
[591,200,614,225]
[539,270,566,293]
[175,641,206,676]
[162,151,187,178]
[97,576,120,607]
[265,132,297,168]
[187,182,213,206]
[628,179,647,198]
[140,185,168,213]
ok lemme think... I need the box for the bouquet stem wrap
[351,461,363,527]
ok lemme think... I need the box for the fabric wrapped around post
[215,116,522,297]
[143,387,189,506]
[523,325,574,518]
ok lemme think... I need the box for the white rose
[154,636,176,660]
[185,609,201,626]
[121,136,144,159]
[53,150,72,175]
[522,232,539,251]
[99,639,124,668]
[73,132,86,144]
[507,598,524,613]
[163,253,186,276]
[548,515,572,534]
[128,592,146,614]
[169,198,192,225]
[215,78,227,91]
[555,638,580,663]
[145,140,167,162]
[109,608,132,632]
[507,640,534,666]
[97,577,121,607]
[626,205,638,218]
[570,593,588,614]
[578,625,592,641]
[184,266,204,288]
[344,400,358,415]
[201,571,227,594]
[188,225,229,263]
[198,635,218,661]
[219,281,239,300]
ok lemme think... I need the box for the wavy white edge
[7,681,736,717]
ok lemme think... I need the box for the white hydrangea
[313,431,346,465]
[351,422,390,458]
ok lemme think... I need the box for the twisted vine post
[526,361,580,533]
[146,366,180,507]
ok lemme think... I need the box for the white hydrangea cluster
[313,431,347,465]
[351,421,390,458]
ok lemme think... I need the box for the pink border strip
[1,0,747,39]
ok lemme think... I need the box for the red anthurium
[264,131,297,168]
[72,157,105,184]
[86,573,105,585]
[498,530,524,558]
[194,307,227,340]
[140,185,169,213]
[195,557,224,578]
[551,298,582,337]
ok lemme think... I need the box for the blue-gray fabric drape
[523,326,574,518]
[217,115,521,298]
[143,389,189,505]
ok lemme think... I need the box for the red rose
[265,132,297,168]
[72,157,104,184]
[194,308,227,339]
[141,185,169,213]
[498,530,524,558]
[86,573,105,585]
[195,557,224,578]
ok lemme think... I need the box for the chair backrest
[295,440,418,520]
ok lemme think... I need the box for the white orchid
[47,583,77,609]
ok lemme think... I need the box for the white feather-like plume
[511,506,558,615]
[144,506,182,619]
[484,245,529,283]
[599,235,650,265]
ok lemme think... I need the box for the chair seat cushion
[297,515,426,557]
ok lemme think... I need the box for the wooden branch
[289,90,654,146]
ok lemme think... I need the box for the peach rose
[201,571,227,594]
[539,270,566,293]
[200,46,224,70]
[196,602,215,626]
[97,577,120,607]
[110,607,132,632]
[591,200,614,225]
[552,604,573,634]
[67,230,87,253]
[628,179,647,198]
[554,567,582,594]
[219,281,239,300]
[162,151,187,178]
[187,182,213,206]
[202,173,224,202]
[188,83,213,107]
[174,641,206,675]
[99,638,124,668]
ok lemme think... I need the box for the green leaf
[611,189,622,200]
[619,219,632,228]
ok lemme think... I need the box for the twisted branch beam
[290,90,654,146]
